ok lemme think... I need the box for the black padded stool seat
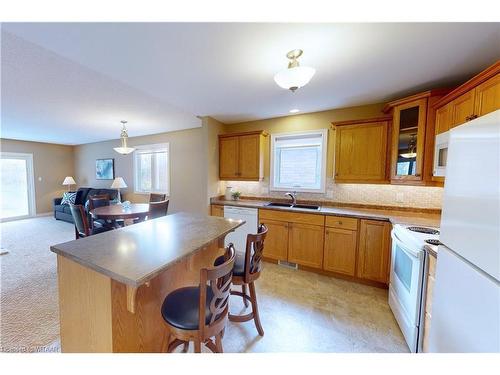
[161,286,214,330]
[215,252,245,276]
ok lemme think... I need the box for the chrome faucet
[285,191,297,206]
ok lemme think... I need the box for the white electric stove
[389,224,440,353]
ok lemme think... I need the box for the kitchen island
[50,212,244,353]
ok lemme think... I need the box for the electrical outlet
[326,190,334,199]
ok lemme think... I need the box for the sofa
[54,187,119,223]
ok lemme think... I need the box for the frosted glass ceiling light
[274,49,315,92]
[113,120,135,155]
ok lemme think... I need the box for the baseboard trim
[0,212,52,223]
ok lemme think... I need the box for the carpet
[0,216,74,352]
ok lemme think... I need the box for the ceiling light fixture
[289,109,300,113]
[113,120,135,155]
[274,49,315,92]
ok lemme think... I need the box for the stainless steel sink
[265,202,320,210]
[265,202,293,208]
[293,204,320,210]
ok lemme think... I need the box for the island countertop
[50,212,244,287]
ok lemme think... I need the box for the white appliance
[433,131,449,177]
[429,110,500,352]
[223,206,258,253]
[389,224,440,352]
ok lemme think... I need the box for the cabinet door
[288,222,324,269]
[451,89,475,128]
[219,136,239,179]
[434,103,453,135]
[335,121,389,182]
[210,205,224,217]
[323,227,358,276]
[474,74,500,117]
[357,219,391,283]
[390,99,427,182]
[238,134,260,179]
[260,219,289,261]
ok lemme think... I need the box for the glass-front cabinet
[390,98,427,183]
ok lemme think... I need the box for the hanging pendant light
[113,120,135,155]
[274,49,315,92]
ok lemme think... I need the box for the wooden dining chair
[148,199,170,219]
[161,244,236,353]
[69,204,113,239]
[149,193,167,202]
[216,224,268,336]
[88,194,112,228]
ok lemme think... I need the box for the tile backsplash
[219,178,443,209]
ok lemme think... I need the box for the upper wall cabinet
[219,130,267,181]
[434,62,500,135]
[383,89,450,185]
[331,117,392,183]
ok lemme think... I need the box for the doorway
[1,152,36,221]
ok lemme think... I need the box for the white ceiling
[1,23,499,145]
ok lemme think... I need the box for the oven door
[389,230,425,352]
[433,131,449,177]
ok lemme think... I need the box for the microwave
[433,131,449,177]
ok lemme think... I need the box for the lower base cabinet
[288,222,324,269]
[356,219,392,284]
[260,219,289,261]
[323,227,358,276]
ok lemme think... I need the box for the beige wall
[0,138,75,213]
[74,126,208,214]
[219,104,444,209]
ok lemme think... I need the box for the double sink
[265,202,321,210]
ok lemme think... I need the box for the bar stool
[217,224,268,336]
[160,244,236,353]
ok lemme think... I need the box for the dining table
[91,203,150,224]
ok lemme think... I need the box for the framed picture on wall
[96,158,115,180]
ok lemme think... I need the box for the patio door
[0,152,36,221]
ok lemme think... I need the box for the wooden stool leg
[242,284,249,307]
[249,282,264,336]
[182,341,189,353]
[161,330,171,353]
[194,339,202,353]
[215,333,223,353]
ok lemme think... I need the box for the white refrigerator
[429,110,500,352]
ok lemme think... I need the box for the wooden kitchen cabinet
[434,103,453,135]
[210,204,224,217]
[288,222,325,269]
[357,219,391,283]
[323,227,358,276]
[383,89,450,186]
[259,218,289,261]
[422,253,437,352]
[218,131,266,181]
[450,89,476,127]
[474,73,500,117]
[332,117,391,183]
[259,209,324,268]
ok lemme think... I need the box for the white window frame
[133,143,170,196]
[0,152,36,222]
[270,129,328,193]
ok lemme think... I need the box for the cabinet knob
[337,221,342,225]
[335,173,338,177]
[415,173,421,177]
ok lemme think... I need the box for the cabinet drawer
[325,215,359,230]
[259,209,325,226]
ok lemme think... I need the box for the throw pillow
[61,191,77,205]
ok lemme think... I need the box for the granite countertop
[50,212,244,287]
[211,197,441,228]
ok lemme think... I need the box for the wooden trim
[382,88,452,113]
[331,116,392,127]
[218,130,267,138]
[433,61,500,109]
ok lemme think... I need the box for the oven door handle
[391,231,423,259]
